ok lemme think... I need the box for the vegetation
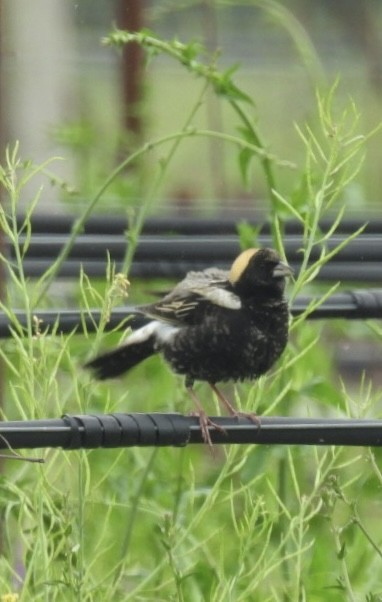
[1,12,382,602]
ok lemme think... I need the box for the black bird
[85,248,292,446]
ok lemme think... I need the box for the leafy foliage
[0,21,381,602]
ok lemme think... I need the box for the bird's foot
[229,410,261,430]
[189,410,226,448]
[187,385,226,448]
[208,383,261,430]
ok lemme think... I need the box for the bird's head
[229,248,293,296]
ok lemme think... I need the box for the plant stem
[113,449,158,591]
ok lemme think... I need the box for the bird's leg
[209,382,261,428]
[185,379,225,448]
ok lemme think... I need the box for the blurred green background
[3,0,382,211]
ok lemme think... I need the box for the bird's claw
[230,411,261,430]
[189,410,226,448]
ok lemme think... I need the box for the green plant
[0,21,382,602]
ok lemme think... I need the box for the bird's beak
[273,261,294,278]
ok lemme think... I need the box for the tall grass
[0,27,381,602]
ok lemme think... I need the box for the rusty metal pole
[202,0,228,201]
[116,0,144,140]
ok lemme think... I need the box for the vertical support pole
[116,0,144,140]
[202,0,228,200]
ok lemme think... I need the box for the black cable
[2,414,382,450]
[8,233,382,262]
[11,259,382,282]
[0,308,146,337]
[16,213,382,235]
[0,290,381,339]
[6,232,382,281]
[292,290,382,319]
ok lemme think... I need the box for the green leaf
[213,65,254,104]
[237,221,262,250]
[337,541,346,560]
[238,147,253,187]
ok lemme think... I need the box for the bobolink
[86,247,292,446]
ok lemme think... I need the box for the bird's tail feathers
[85,320,179,380]
[85,337,156,380]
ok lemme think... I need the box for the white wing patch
[197,287,242,310]
[137,268,240,326]
[124,320,179,345]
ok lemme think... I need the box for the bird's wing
[139,268,242,325]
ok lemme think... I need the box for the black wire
[9,259,382,282]
[6,232,382,280]
[16,213,382,235]
[8,212,382,282]
[9,233,382,262]
[1,414,382,450]
[0,290,381,339]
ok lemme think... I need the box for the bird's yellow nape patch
[229,248,258,283]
